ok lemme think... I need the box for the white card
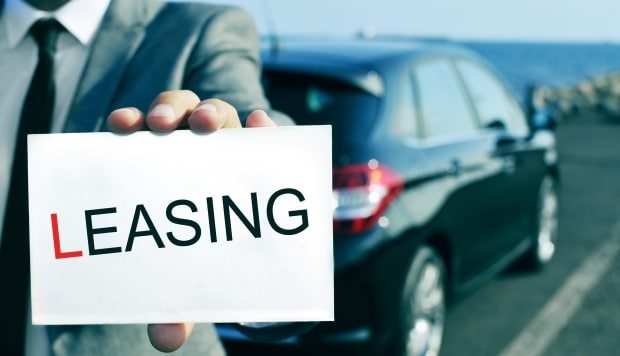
[28,126,333,325]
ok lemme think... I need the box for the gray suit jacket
[62,0,286,133]
[13,0,288,354]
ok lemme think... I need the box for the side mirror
[484,119,517,146]
[530,109,557,132]
[484,119,507,131]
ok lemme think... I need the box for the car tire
[392,246,446,356]
[520,176,559,270]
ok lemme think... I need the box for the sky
[206,0,620,42]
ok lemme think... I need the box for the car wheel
[521,176,559,269]
[394,246,446,356]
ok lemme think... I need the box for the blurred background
[217,0,620,121]
[202,1,620,355]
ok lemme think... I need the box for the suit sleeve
[183,6,293,126]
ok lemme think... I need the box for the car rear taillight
[333,163,404,234]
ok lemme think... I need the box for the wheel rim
[406,261,445,356]
[537,177,558,263]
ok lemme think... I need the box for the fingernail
[255,109,269,118]
[149,104,175,118]
[194,103,218,113]
[110,108,137,117]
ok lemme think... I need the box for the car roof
[261,37,482,96]
[263,37,482,64]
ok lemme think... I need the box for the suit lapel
[64,0,163,132]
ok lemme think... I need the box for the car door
[455,59,534,257]
[412,58,505,280]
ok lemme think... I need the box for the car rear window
[263,70,380,142]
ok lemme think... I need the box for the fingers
[245,109,276,128]
[147,323,195,353]
[188,98,241,132]
[107,90,276,134]
[107,108,144,134]
[145,90,201,132]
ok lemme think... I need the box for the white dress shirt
[0,0,110,354]
[0,0,110,244]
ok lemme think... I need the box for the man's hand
[107,90,276,134]
[106,90,276,353]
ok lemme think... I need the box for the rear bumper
[219,228,422,354]
[217,267,377,346]
[216,325,372,344]
[333,225,389,270]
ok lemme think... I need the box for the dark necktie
[0,19,63,355]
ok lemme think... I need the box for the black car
[219,39,560,356]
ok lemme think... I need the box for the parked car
[219,38,560,356]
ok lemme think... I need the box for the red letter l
[51,213,83,259]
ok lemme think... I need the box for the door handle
[497,135,518,147]
[447,159,461,176]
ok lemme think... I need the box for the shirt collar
[2,0,111,49]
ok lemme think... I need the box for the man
[0,0,293,354]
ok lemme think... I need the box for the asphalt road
[225,117,620,356]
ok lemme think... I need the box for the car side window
[456,59,528,135]
[415,59,477,138]
[389,74,418,138]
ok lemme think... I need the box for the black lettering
[206,197,218,243]
[267,188,309,235]
[126,204,165,251]
[166,199,201,246]
[223,193,261,241]
[85,207,121,256]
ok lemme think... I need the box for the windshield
[263,70,380,142]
